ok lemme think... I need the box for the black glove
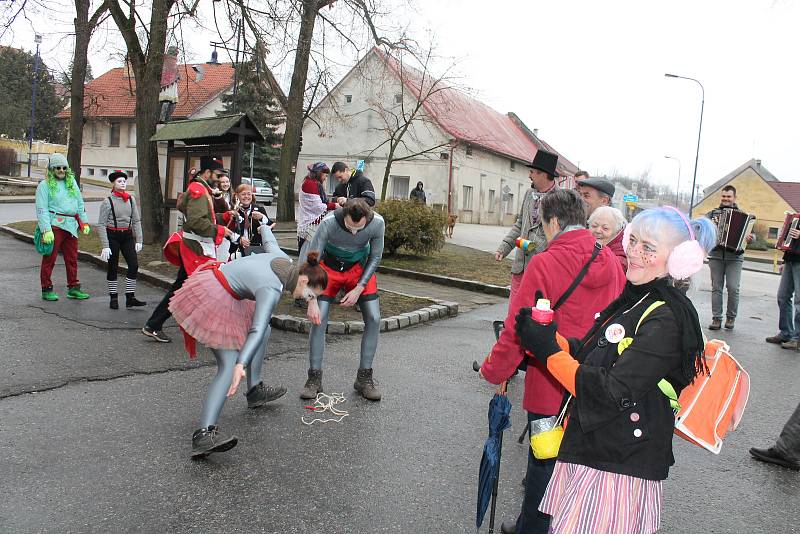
[515,307,561,365]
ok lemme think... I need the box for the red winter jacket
[481,228,626,415]
[606,230,628,272]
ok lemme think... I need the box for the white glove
[100,248,112,261]
[135,242,143,253]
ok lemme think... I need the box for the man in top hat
[35,153,91,301]
[495,149,560,299]
[577,176,615,218]
[142,155,236,343]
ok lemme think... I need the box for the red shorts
[320,260,378,301]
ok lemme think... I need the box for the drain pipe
[447,140,456,214]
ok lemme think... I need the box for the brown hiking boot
[781,340,799,350]
[724,318,735,330]
[708,319,722,330]
[766,335,787,344]
[300,369,323,399]
[354,368,382,401]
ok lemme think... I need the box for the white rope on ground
[302,392,349,425]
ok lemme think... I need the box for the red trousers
[40,227,79,289]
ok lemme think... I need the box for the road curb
[0,224,461,334]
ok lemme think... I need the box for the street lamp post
[665,73,704,218]
[27,34,43,179]
[664,155,681,207]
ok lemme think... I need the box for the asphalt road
[0,233,798,533]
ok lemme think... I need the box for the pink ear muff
[667,237,705,279]
[622,223,633,254]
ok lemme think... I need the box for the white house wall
[296,50,531,226]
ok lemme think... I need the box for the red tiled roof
[768,182,800,212]
[57,63,235,120]
[377,48,577,175]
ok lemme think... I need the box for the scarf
[592,277,705,382]
[113,189,130,203]
[528,182,556,228]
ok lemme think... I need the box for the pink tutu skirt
[540,461,663,534]
[168,268,255,350]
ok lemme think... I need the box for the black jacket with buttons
[557,295,689,481]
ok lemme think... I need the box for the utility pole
[27,34,43,179]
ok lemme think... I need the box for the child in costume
[97,170,146,309]
[169,223,328,458]
[35,153,91,301]
[299,198,385,401]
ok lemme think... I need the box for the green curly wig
[46,167,80,198]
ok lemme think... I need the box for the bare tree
[360,47,460,201]
[107,0,179,243]
[67,0,109,186]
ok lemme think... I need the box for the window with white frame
[86,168,94,176]
[488,189,496,212]
[390,175,410,199]
[128,123,137,146]
[466,145,473,156]
[462,185,474,210]
[109,122,121,147]
[510,160,516,171]
[345,94,353,103]
[394,93,402,104]
[505,193,515,214]
[90,122,100,145]
[101,169,108,177]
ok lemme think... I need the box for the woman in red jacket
[480,189,626,534]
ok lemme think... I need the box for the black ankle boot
[191,425,238,458]
[109,294,119,310]
[126,293,146,307]
[245,382,287,408]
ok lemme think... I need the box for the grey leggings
[198,287,280,429]
[309,298,381,370]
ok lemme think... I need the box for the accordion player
[777,213,800,253]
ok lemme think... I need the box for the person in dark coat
[512,207,716,534]
[409,181,426,203]
[480,189,626,534]
[331,160,376,206]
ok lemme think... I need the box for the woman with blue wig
[514,207,715,533]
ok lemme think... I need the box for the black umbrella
[475,380,512,532]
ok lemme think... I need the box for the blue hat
[310,162,330,174]
[48,153,68,169]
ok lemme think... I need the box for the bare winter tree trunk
[277,0,319,222]
[109,0,173,243]
[67,0,107,186]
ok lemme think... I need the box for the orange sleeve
[547,351,578,396]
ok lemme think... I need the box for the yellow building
[694,159,800,244]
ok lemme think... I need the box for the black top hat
[526,149,559,177]
[108,169,128,182]
[200,155,226,173]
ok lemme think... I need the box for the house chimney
[533,128,539,137]
[207,48,219,65]
[755,159,761,166]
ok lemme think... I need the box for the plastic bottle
[530,298,554,325]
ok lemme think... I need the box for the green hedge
[375,199,447,256]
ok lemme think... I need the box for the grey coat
[496,186,549,274]
[97,194,143,248]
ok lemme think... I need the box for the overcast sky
[4,0,798,194]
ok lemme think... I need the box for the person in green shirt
[35,153,91,301]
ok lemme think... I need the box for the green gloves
[42,230,55,244]
[82,225,91,235]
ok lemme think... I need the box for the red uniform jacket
[481,229,626,415]
[606,230,628,272]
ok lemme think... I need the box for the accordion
[777,213,800,252]
[716,209,755,252]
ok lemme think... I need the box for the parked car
[242,177,274,205]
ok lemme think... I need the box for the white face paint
[114,177,127,191]
[301,286,317,302]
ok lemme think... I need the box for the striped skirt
[539,461,663,534]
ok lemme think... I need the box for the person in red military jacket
[142,156,236,343]
[480,189,625,534]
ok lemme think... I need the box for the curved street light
[664,155,681,207]
[665,73,704,217]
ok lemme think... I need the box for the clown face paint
[113,177,127,191]
[626,230,669,285]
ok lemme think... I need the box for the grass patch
[381,243,512,286]
[7,220,433,319]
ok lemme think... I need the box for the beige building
[694,159,800,243]
[57,55,236,183]
[296,47,578,224]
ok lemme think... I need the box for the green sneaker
[66,286,90,300]
[41,289,59,301]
